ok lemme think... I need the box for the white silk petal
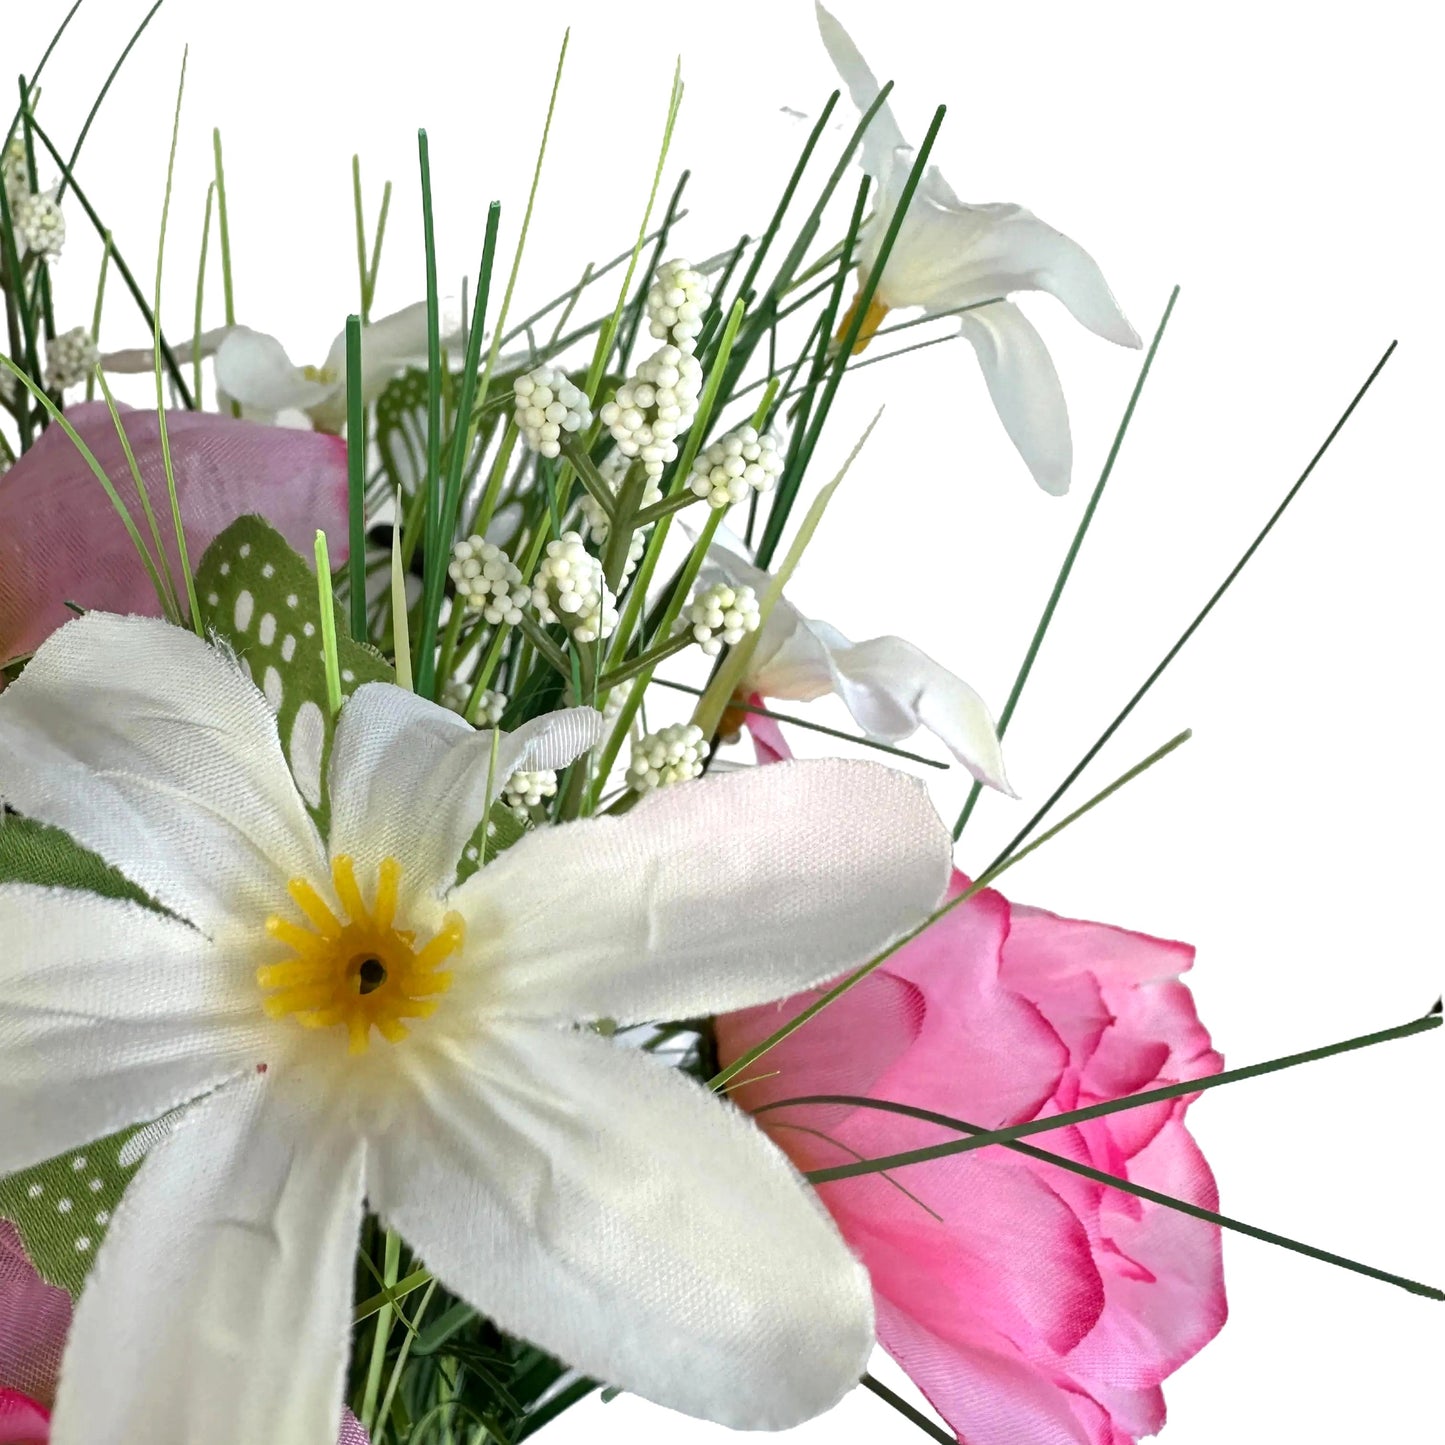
[817,627,1012,792]
[457,758,951,1024]
[959,299,1074,496]
[0,613,326,932]
[51,1076,364,1445]
[0,885,271,1174]
[814,2,909,183]
[368,1025,874,1429]
[948,204,1140,347]
[327,685,600,909]
[100,326,230,374]
[213,327,334,419]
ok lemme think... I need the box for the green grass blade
[346,316,366,639]
[983,340,1397,874]
[953,285,1181,842]
[191,183,215,406]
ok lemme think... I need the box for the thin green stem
[861,1374,953,1445]
[346,316,366,638]
[191,183,215,407]
[85,233,112,402]
[982,340,1397,875]
[954,285,1181,841]
[315,532,344,717]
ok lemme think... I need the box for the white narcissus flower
[816,2,1140,495]
[0,612,955,1443]
[101,302,454,432]
[704,527,1011,794]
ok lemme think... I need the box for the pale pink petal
[0,1388,50,1443]
[0,404,348,664]
[0,1222,69,1408]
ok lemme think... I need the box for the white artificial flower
[816,2,1140,495]
[0,611,954,1443]
[703,526,1011,793]
[101,301,455,432]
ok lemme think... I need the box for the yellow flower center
[301,363,337,384]
[258,855,461,1055]
[834,286,891,355]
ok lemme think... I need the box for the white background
[9,0,1442,1441]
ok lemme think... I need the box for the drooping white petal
[327,685,600,908]
[811,625,1012,792]
[943,203,1140,347]
[456,758,950,1024]
[101,326,231,374]
[0,613,326,933]
[958,299,1074,495]
[368,1024,874,1429]
[0,885,271,1174]
[814,2,909,184]
[52,1075,364,1445]
[212,326,335,419]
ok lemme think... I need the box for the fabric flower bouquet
[0,5,1437,1444]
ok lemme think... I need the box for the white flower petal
[327,685,600,908]
[0,614,326,932]
[101,326,230,374]
[213,326,334,419]
[459,758,950,1024]
[947,203,1140,347]
[813,626,1012,792]
[0,885,269,1174]
[814,2,909,184]
[368,1025,874,1429]
[959,299,1074,495]
[52,1075,364,1445]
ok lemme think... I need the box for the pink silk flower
[0,404,349,665]
[716,714,1226,1444]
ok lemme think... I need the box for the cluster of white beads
[531,531,618,642]
[513,365,592,459]
[688,425,784,509]
[2,138,28,200]
[449,536,529,625]
[503,768,557,814]
[646,258,710,352]
[627,723,709,792]
[441,680,507,726]
[678,580,762,657]
[44,327,98,392]
[579,453,662,581]
[599,344,703,480]
[13,189,64,261]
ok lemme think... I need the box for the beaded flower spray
[0,4,1438,1445]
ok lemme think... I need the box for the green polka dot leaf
[194,515,393,832]
[0,1126,150,1295]
[0,814,163,913]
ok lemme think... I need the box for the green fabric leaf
[454,800,529,888]
[0,1123,158,1295]
[0,813,163,912]
[194,515,393,831]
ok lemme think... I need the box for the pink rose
[716,719,1225,1443]
[0,1219,368,1443]
[0,404,349,666]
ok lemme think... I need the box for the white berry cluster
[627,723,709,792]
[13,189,64,262]
[679,580,762,657]
[442,681,507,726]
[43,327,98,392]
[513,365,592,459]
[531,531,618,642]
[646,258,710,352]
[579,453,662,581]
[449,536,529,624]
[688,424,784,509]
[599,344,703,480]
[502,768,557,814]
[2,137,28,201]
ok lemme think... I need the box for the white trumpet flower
[704,527,1011,794]
[0,612,954,1444]
[102,302,454,432]
[817,2,1140,495]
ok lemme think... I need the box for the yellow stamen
[834,287,891,355]
[257,855,462,1052]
